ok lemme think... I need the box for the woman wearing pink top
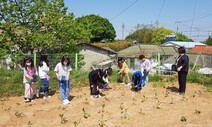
[22,57,37,102]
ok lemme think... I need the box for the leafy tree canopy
[175,33,193,42]
[126,24,154,44]
[150,27,173,45]
[126,25,173,45]
[74,14,116,43]
[0,0,86,55]
[205,36,212,45]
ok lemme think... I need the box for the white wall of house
[80,50,111,71]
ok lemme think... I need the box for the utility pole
[175,18,181,33]
[155,20,159,27]
[122,23,125,40]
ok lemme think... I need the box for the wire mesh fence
[0,53,78,71]
[0,53,212,75]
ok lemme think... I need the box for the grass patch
[149,74,163,82]
[0,69,211,97]
[187,71,202,84]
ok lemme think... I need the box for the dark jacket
[89,69,104,85]
[177,54,189,73]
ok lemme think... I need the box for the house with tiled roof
[187,45,212,68]
[188,45,212,55]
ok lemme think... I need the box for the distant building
[164,34,176,42]
[77,43,117,70]
[188,45,212,55]
[117,44,177,71]
[161,41,206,50]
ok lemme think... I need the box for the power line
[189,0,197,38]
[180,9,212,23]
[110,0,139,20]
[155,0,166,26]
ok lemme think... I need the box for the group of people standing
[22,46,189,105]
[22,55,72,105]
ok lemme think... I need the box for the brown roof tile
[188,45,212,54]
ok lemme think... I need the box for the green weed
[98,104,106,127]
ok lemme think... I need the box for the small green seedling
[82,108,90,119]
[27,121,33,127]
[154,93,158,99]
[98,104,106,127]
[181,116,187,122]
[73,120,80,127]
[59,114,68,124]
[141,95,146,103]
[15,111,24,118]
[195,110,201,114]
[156,99,161,109]
[139,108,145,115]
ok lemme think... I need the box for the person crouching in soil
[131,71,143,92]
[89,68,112,98]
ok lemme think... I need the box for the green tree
[175,33,193,42]
[205,36,212,45]
[151,27,173,45]
[74,14,116,43]
[0,0,84,55]
[126,25,173,45]
[126,24,153,44]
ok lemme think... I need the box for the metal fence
[122,53,212,75]
[1,53,212,74]
[0,53,79,71]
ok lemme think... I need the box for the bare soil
[0,82,212,127]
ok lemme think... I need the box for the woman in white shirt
[54,55,72,105]
[139,54,151,87]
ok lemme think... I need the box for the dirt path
[0,82,212,127]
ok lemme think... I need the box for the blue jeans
[58,80,70,101]
[142,71,149,87]
[39,78,49,97]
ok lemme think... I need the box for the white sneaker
[127,83,131,86]
[64,99,70,104]
[24,98,30,102]
[98,94,102,98]
[90,95,100,98]
[62,100,69,105]
[43,96,51,99]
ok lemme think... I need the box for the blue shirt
[131,71,143,87]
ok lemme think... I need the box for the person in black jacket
[176,47,189,95]
[89,68,112,98]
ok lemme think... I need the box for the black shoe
[138,87,142,91]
